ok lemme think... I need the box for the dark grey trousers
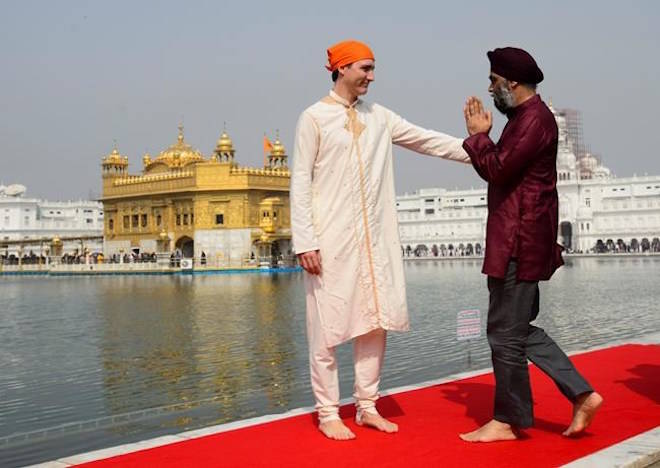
[487,260,593,428]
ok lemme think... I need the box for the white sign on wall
[457,309,481,341]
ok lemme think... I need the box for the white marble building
[397,105,660,255]
[0,184,103,257]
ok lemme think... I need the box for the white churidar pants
[306,294,386,424]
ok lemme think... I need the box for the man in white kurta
[290,40,469,440]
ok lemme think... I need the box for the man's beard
[492,83,515,114]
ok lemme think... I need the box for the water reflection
[96,274,305,427]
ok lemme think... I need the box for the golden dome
[143,152,152,166]
[152,125,205,168]
[103,146,128,165]
[271,137,286,157]
[215,130,234,153]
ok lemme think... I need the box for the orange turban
[325,40,375,71]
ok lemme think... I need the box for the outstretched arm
[385,106,471,164]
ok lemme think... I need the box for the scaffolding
[557,107,585,160]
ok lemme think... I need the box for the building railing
[50,262,170,273]
[1,253,299,272]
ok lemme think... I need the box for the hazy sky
[1,1,658,200]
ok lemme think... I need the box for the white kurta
[291,90,469,348]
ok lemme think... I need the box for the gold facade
[101,126,291,265]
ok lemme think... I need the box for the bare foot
[356,411,399,433]
[319,419,356,441]
[563,391,603,437]
[459,419,518,442]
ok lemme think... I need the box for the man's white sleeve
[385,106,470,163]
[290,111,320,254]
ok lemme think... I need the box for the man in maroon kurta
[460,47,603,442]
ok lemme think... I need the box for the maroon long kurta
[463,95,563,281]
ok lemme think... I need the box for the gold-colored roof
[102,146,128,165]
[152,125,205,168]
[270,137,286,157]
[260,196,283,205]
[215,130,234,153]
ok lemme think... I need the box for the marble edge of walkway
[561,426,660,468]
[27,331,660,468]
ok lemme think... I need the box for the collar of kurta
[328,90,361,108]
[507,94,541,118]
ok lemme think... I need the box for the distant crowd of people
[399,239,660,259]
[402,245,484,258]
[1,251,46,265]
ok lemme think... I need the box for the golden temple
[101,125,291,267]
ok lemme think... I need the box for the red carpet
[78,344,660,467]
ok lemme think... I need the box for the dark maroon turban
[487,47,544,84]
